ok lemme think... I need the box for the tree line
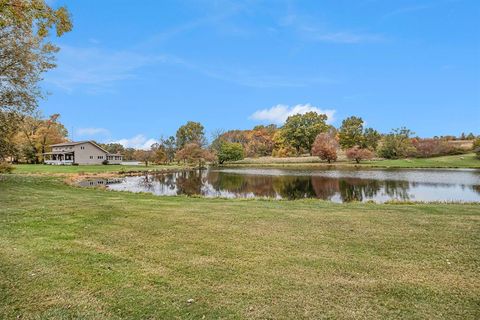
[0,1,478,169]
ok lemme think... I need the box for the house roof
[50,141,88,147]
[50,141,110,154]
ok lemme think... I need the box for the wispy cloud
[382,4,433,19]
[250,104,336,125]
[279,12,385,44]
[47,44,331,91]
[110,134,157,150]
[76,127,110,136]
[45,45,167,93]
[309,31,384,44]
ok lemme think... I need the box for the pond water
[78,168,480,203]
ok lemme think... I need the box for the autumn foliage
[311,132,338,163]
[346,147,374,163]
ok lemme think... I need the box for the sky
[40,0,480,149]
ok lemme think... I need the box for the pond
[78,168,480,203]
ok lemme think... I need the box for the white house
[43,141,123,165]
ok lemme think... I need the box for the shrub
[411,138,454,158]
[0,162,14,173]
[346,147,374,163]
[311,132,338,163]
[378,127,415,159]
[102,160,109,165]
[218,142,244,164]
[474,139,480,159]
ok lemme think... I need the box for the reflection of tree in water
[472,184,480,195]
[207,171,277,197]
[151,173,176,191]
[175,170,204,195]
[311,176,339,200]
[338,178,381,202]
[384,180,410,201]
[273,176,316,199]
[137,174,155,191]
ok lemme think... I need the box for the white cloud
[45,45,168,93]
[110,134,157,150]
[280,12,384,44]
[250,104,336,125]
[76,127,109,136]
[311,31,384,44]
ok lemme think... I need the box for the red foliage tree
[311,133,338,163]
[346,146,374,163]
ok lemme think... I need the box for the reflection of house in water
[78,178,123,187]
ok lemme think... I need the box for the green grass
[0,175,479,319]
[12,163,184,174]
[229,153,480,169]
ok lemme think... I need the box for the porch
[43,152,74,165]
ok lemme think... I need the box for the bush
[411,138,454,158]
[346,147,374,163]
[378,128,415,159]
[311,132,338,163]
[0,162,14,173]
[218,142,244,164]
[474,139,480,159]
[102,160,109,165]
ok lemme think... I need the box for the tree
[150,142,167,164]
[123,148,136,161]
[282,112,329,155]
[161,136,177,163]
[0,111,21,161]
[378,127,415,159]
[272,129,296,157]
[16,112,67,163]
[466,133,476,140]
[217,142,244,164]
[473,138,480,159]
[1,0,72,114]
[362,128,381,150]
[311,132,338,163]
[101,143,125,154]
[175,143,215,168]
[346,146,374,163]
[338,116,364,149]
[175,121,205,149]
[133,149,153,166]
[338,116,381,151]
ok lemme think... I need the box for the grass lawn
[229,153,480,169]
[0,175,479,319]
[12,163,184,174]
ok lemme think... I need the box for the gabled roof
[51,141,110,154]
[50,141,88,147]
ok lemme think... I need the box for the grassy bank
[0,175,479,319]
[229,153,480,169]
[12,163,184,175]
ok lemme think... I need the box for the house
[43,141,123,165]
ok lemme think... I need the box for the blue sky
[41,0,480,148]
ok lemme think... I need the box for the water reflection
[82,168,480,203]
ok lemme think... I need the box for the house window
[90,156,93,159]
[98,156,103,159]
[80,146,85,150]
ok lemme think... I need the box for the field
[1,174,479,319]
[12,163,183,174]
[230,153,480,169]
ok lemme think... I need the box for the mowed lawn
[12,163,183,174]
[0,175,479,319]
[230,153,480,169]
